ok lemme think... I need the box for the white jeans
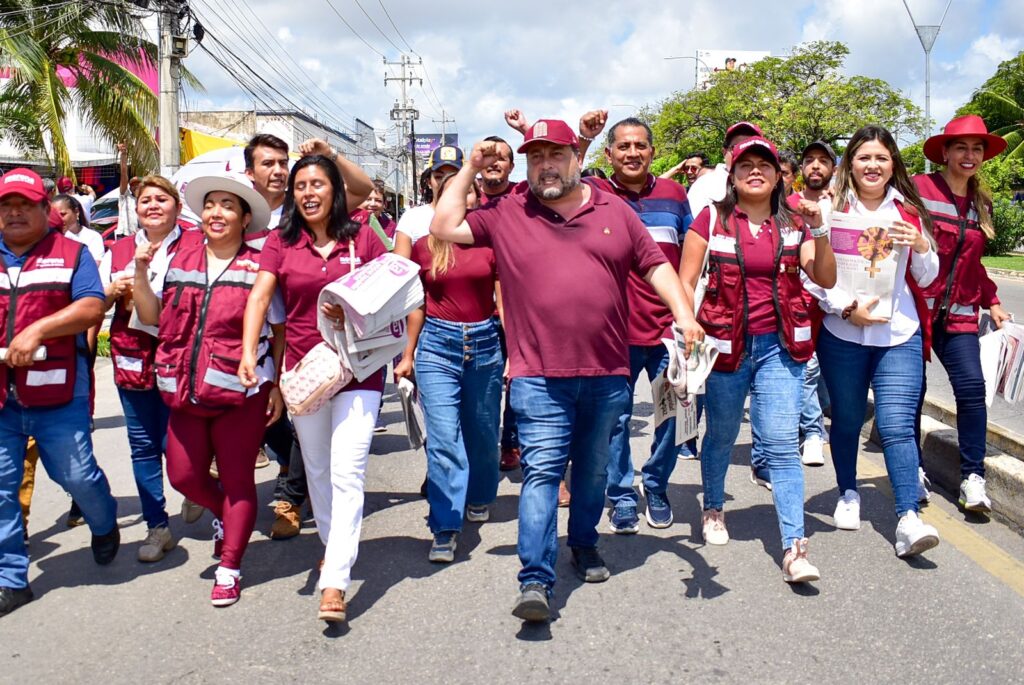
[292,389,380,591]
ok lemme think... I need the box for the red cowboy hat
[923,114,1007,165]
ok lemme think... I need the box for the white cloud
[181,0,1017,165]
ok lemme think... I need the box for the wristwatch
[810,225,829,239]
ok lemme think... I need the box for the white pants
[292,389,380,591]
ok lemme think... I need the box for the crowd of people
[0,107,1011,624]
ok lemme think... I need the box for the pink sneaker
[211,572,241,607]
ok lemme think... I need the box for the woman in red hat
[913,114,1012,513]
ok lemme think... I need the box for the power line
[376,0,414,53]
[351,0,402,53]
[321,0,386,58]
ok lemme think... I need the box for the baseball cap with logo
[730,136,781,169]
[800,140,837,163]
[517,119,579,153]
[428,145,464,172]
[0,168,49,203]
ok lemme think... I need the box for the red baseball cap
[724,121,763,146]
[517,119,579,153]
[731,136,781,169]
[0,168,49,203]
[56,176,73,193]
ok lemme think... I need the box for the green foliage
[982,255,1024,271]
[901,141,925,175]
[0,0,170,179]
[96,331,110,358]
[959,52,1024,160]
[988,197,1024,256]
[979,155,1024,197]
[647,41,925,169]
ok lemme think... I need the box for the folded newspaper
[828,213,907,319]
[653,328,718,445]
[316,253,425,381]
[327,252,423,337]
[980,317,1024,405]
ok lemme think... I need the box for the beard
[481,174,506,190]
[804,175,830,191]
[528,168,581,201]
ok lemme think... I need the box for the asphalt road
[925,275,1024,435]
[3,362,1024,684]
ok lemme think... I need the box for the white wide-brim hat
[183,172,271,234]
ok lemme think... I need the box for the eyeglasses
[682,165,701,172]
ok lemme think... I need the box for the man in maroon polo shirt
[430,119,702,623]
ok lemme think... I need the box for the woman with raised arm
[240,154,387,624]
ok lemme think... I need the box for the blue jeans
[751,352,824,471]
[607,344,678,506]
[818,327,922,517]
[0,396,117,588]
[416,317,503,534]
[511,375,628,591]
[701,334,806,550]
[917,328,986,479]
[117,387,170,529]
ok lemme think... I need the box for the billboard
[695,49,771,89]
[409,133,459,157]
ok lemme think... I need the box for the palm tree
[0,0,160,179]
[976,90,1024,160]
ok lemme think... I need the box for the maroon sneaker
[500,447,521,471]
[211,572,241,607]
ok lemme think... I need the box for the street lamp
[664,55,712,90]
[902,0,952,173]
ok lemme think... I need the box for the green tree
[959,52,1024,160]
[647,41,925,168]
[0,1,161,179]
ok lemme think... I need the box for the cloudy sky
[177,0,1022,172]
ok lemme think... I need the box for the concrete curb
[986,267,1024,281]
[860,397,1024,532]
[922,395,1024,461]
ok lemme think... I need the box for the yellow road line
[857,456,1024,599]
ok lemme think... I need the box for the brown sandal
[318,589,346,623]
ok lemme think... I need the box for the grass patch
[982,255,1024,272]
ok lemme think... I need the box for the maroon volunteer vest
[154,236,261,412]
[107,232,183,390]
[697,213,815,372]
[913,172,991,334]
[0,231,84,408]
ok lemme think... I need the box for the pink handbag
[279,342,352,416]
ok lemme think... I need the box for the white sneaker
[959,474,992,513]
[701,509,729,545]
[801,436,825,466]
[894,511,939,557]
[917,467,931,504]
[833,490,861,530]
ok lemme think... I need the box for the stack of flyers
[328,253,423,337]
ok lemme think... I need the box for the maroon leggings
[166,385,270,570]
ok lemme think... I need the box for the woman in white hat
[913,115,1012,512]
[132,172,284,608]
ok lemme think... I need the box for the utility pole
[432,109,456,141]
[903,0,952,174]
[158,0,187,175]
[385,54,422,206]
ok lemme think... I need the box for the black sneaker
[511,583,550,622]
[0,586,34,617]
[91,525,120,565]
[570,546,610,583]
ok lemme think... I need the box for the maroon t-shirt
[259,225,388,393]
[466,184,667,378]
[691,207,811,334]
[479,182,520,206]
[410,237,497,322]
